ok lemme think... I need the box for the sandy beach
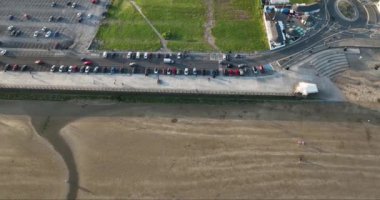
[0,101,379,199]
[0,115,67,199]
[61,117,380,199]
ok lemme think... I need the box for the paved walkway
[129,0,170,52]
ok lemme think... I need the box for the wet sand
[0,100,379,199]
[62,117,380,199]
[0,115,67,199]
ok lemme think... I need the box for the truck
[163,58,175,64]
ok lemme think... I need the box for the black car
[80,57,87,61]
[66,2,72,6]
[224,69,229,76]
[4,64,11,72]
[79,66,85,73]
[202,69,206,76]
[21,65,28,71]
[145,68,150,76]
[8,15,14,20]
[102,67,108,73]
[226,63,233,68]
[78,17,83,23]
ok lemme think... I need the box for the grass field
[97,0,269,52]
[212,0,269,52]
[135,0,212,51]
[96,0,161,51]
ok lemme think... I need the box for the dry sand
[62,116,380,199]
[0,115,67,199]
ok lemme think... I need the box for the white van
[163,58,174,64]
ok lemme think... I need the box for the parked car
[59,65,66,72]
[83,61,93,65]
[35,60,44,65]
[176,68,181,75]
[258,65,265,73]
[177,52,182,59]
[154,68,158,74]
[171,68,177,75]
[21,65,28,71]
[33,31,39,37]
[85,66,91,73]
[238,64,247,68]
[193,67,197,75]
[129,62,138,67]
[239,68,244,76]
[4,64,11,72]
[79,66,85,73]
[41,26,48,32]
[144,52,148,59]
[252,66,258,74]
[93,66,99,73]
[227,63,233,68]
[50,65,57,72]
[72,2,77,8]
[136,52,141,59]
[49,16,55,22]
[166,68,171,75]
[7,25,15,31]
[51,2,57,7]
[102,67,108,73]
[45,31,52,38]
[127,51,132,59]
[68,65,74,73]
[145,68,150,76]
[184,68,189,75]
[12,64,19,71]
[202,69,206,76]
[0,49,7,56]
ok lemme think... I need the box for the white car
[45,31,52,38]
[127,51,132,59]
[68,65,73,73]
[33,31,39,37]
[50,65,57,72]
[193,67,197,75]
[59,65,66,73]
[0,49,7,56]
[177,52,182,59]
[184,68,189,75]
[144,52,148,59]
[85,66,91,73]
[7,25,15,31]
[136,52,141,59]
[72,3,77,8]
[77,12,83,18]
[41,26,48,32]
[154,68,158,74]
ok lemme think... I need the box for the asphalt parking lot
[0,0,107,51]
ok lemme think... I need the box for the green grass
[290,0,316,4]
[97,0,269,52]
[96,0,161,51]
[135,0,212,51]
[212,0,269,52]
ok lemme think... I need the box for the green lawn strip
[96,0,161,51]
[213,0,269,52]
[135,0,212,51]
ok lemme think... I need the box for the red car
[91,0,98,4]
[83,61,93,65]
[234,69,240,76]
[35,60,44,65]
[171,68,177,75]
[228,69,234,76]
[258,65,265,73]
[12,64,19,71]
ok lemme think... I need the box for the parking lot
[0,0,107,51]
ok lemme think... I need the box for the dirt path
[130,0,170,52]
[204,0,219,51]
